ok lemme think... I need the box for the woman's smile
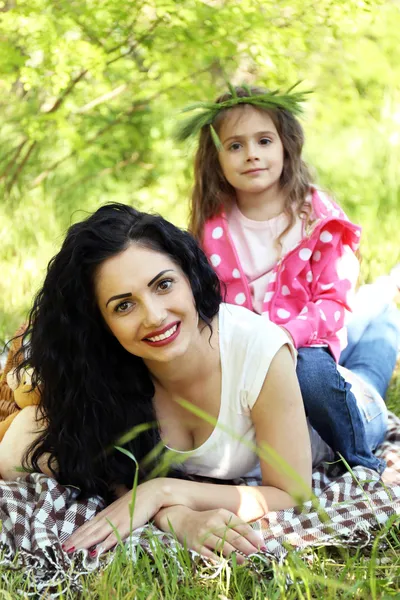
[143,321,181,346]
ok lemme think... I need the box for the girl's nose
[246,143,260,161]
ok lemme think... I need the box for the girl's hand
[63,479,165,554]
[154,505,265,564]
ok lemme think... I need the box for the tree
[1,0,399,339]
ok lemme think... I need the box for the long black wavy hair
[19,203,222,500]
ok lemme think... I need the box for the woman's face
[95,243,199,363]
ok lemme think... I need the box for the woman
[0,203,387,562]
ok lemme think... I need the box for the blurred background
[1,0,400,341]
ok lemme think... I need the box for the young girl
[181,84,386,474]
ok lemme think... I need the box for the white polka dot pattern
[232,269,240,279]
[306,271,313,282]
[320,230,333,243]
[319,309,327,321]
[334,311,341,322]
[235,293,246,305]
[281,285,290,296]
[210,254,221,267]
[277,308,290,319]
[299,248,312,261]
[320,283,334,291]
[212,226,223,239]
[264,291,273,302]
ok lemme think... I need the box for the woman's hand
[154,505,265,564]
[64,479,165,554]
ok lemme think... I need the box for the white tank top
[171,303,332,480]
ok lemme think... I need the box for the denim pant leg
[350,376,388,452]
[340,305,400,399]
[340,276,399,367]
[297,347,385,473]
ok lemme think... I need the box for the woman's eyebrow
[147,269,174,287]
[105,270,175,307]
[106,292,131,307]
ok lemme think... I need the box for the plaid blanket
[1,412,400,597]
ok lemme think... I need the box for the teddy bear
[0,325,41,442]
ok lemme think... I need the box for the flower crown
[175,82,310,150]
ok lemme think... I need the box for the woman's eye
[260,137,272,145]
[115,301,133,313]
[228,142,241,151]
[157,278,173,292]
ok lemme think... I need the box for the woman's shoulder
[219,303,289,348]
[218,304,296,411]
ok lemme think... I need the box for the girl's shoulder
[309,186,358,223]
[309,186,347,221]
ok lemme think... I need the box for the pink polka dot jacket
[202,188,362,362]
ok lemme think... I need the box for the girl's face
[95,243,199,364]
[217,106,284,199]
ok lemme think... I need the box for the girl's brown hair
[189,86,313,243]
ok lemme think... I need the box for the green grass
[1,521,400,598]
[1,371,400,598]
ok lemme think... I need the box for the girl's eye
[115,300,134,313]
[157,278,173,292]
[228,142,242,151]
[260,137,272,145]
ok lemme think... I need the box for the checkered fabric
[1,412,400,597]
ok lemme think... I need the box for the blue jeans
[297,303,400,474]
[340,305,400,399]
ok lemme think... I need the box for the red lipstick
[143,321,181,347]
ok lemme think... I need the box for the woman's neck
[235,187,287,221]
[144,317,219,394]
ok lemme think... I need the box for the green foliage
[1,0,400,340]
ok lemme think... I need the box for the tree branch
[6,141,37,194]
[30,102,146,187]
[75,84,127,113]
[58,152,140,197]
[105,0,153,54]
[44,69,88,114]
[105,16,164,67]
[31,64,213,187]
[0,139,28,181]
